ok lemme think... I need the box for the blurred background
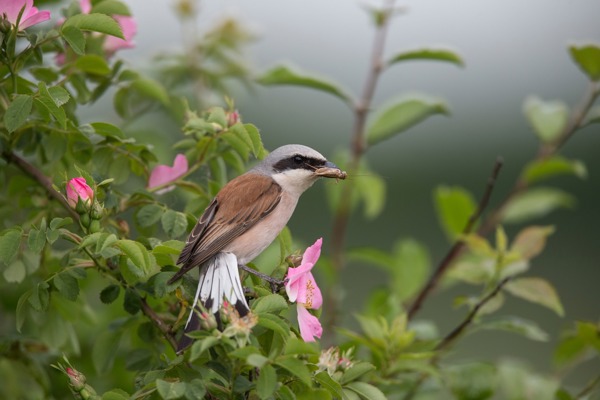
[83,0,599,384]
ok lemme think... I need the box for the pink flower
[1,0,51,30]
[285,238,324,342]
[66,177,94,209]
[147,154,188,194]
[103,15,136,54]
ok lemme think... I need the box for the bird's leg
[239,264,285,293]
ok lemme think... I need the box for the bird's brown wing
[168,173,282,283]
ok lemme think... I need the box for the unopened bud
[89,220,101,233]
[198,311,218,330]
[80,214,91,229]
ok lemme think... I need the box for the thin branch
[325,0,396,340]
[141,298,178,351]
[407,157,504,320]
[575,373,600,399]
[2,150,80,220]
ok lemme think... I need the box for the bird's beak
[314,161,347,180]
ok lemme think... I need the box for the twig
[575,374,600,399]
[140,298,178,351]
[325,0,397,340]
[2,151,79,220]
[407,158,504,320]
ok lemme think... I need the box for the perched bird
[168,144,345,352]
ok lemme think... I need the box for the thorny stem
[407,80,600,322]
[2,150,179,352]
[407,158,504,320]
[326,0,396,340]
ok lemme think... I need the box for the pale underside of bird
[168,144,346,352]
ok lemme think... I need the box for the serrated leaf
[189,336,220,362]
[510,225,555,260]
[257,64,352,104]
[161,210,188,239]
[75,54,111,75]
[340,362,376,385]
[244,123,267,159]
[315,371,344,399]
[345,381,387,400]
[523,96,568,143]
[156,379,187,400]
[115,239,153,278]
[123,287,142,314]
[54,272,79,301]
[100,284,120,304]
[521,156,587,184]
[48,86,70,106]
[366,97,448,146]
[50,217,73,230]
[137,204,164,227]
[63,13,124,39]
[257,364,277,400]
[0,229,22,266]
[89,121,125,138]
[36,82,67,128]
[257,313,290,337]
[388,48,464,67]
[477,317,549,342]
[27,228,46,253]
[275,356,312,386]
[434,185,477,240]
[504,277,564,316]
[4,94,33,133]
[252,294,289,314]
[569,44,600,81]
[502,187,575,224]
[61,25,85,54]
[91,0,131,16]
[28,281,50,312]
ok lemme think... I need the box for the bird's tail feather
[176,253,249,353]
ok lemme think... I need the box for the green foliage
[1,1,599,399]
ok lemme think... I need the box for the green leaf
[137,204,164,227]
[366,97,448,146]
[50,217,73,230]
[252,294,289,314]
[504,277,564,316]
[3,260,26,283]
[284,337,319,356]
[355,169,386,219]
[54,272,79,301]
[100,284,120,304]
[445,362,497,400]
[189,336,220,362]
[123,287,142,314]
[569,44,600,81]
[523,96,568,143]
[391,239,431,301]
[115,239,153,279]
[257,65,352,104]
[340,362,376,385]
[434,185,477,240]
[36,82,67,128]
[510,225,555,260]
[4,94,33,133]
[16,290,31,332]
[63,13,124,39]
[89,122,125,138]
[345,381,387,400]
[48,86,70,106]
[28,281,50,312]
[275,356,312,387]
[314,371,344,399]
[91,0,132,16]
[132,78,169,105]
[477,317,549,342]
[521,156,587,184]
[61,26,86,54]
[256,364,277,400]
[101,389,131,400]
[388,48,464,67]
[0,228,22,266]
[75,54,111,75]
[244,123,267,159]
[184,380,206,400]
[161,210,188,239]
[93,330,121,374]
[27,228,46,253]
[502,187,575,223]
[257,313,290,337]
[156,379,187,400]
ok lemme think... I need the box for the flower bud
[198,311,218,330]
[89,220,101,233]
[66,178,94,210]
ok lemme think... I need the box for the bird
[168,144,345,352]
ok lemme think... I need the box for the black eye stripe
[273,155,326,172]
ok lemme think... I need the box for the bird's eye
[293,155,304,164]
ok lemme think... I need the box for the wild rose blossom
[285,238,324,342]
[147,154,188,194]
[1,0,51,31]
[66,177,94,209]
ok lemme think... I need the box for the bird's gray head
[252,144,341,195]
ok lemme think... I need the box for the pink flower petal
[297,304,322,342]
[286,238,323,304]
[286,238,322,287]
[79,0,91,14]
[19,8,50,29]
[147,154,188,191]
[1,0,50,30]
[66,177,94,208]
